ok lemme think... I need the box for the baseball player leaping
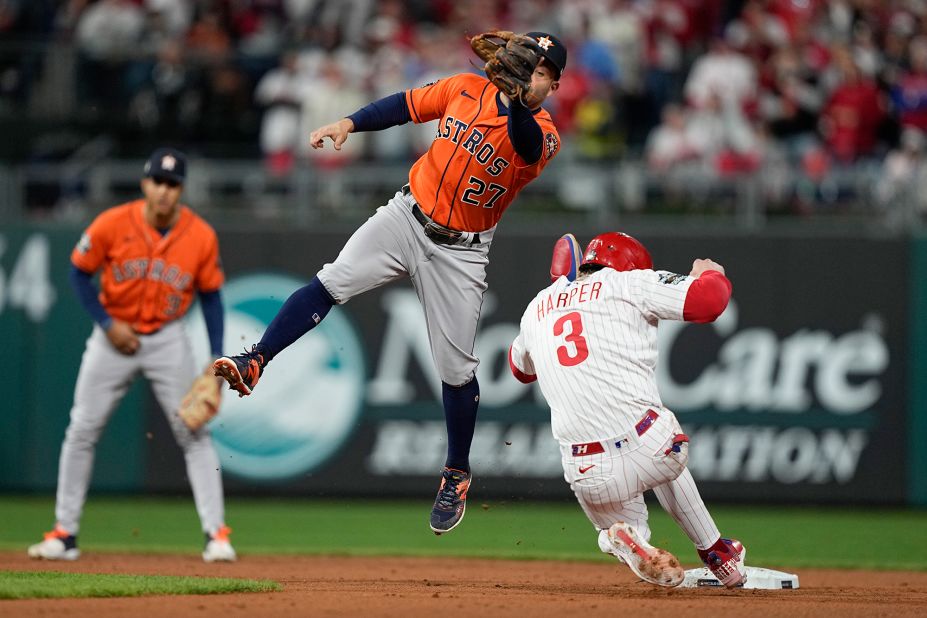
[509,233,747,588]
[214,31,567,535]
[28,149,236,563]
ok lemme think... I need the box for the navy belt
[401,185,480,246]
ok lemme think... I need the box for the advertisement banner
[1,225,910,504]
[146,231,909,504]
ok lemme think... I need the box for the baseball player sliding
[28,149,236,563]
[214,31,567,535]
[510,233,747,587]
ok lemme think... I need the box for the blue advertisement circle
[210,273,366,481]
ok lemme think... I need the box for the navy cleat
[214,345,265,397]
[430,467,471,535]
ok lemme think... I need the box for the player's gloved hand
[106,319,140,355]
[689,259,725,278]
[309,118,355,151]
[469,31,542,107]
[178,365,223,432]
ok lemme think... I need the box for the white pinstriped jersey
[511,268,695,444]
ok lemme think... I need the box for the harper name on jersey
[536,281,603,320]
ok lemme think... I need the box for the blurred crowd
[2,0,927,214]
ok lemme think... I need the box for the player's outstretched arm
[309,118,355,150]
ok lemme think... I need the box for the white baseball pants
[55,321,226,535]
[561,409,721,550]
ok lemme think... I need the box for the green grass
[0,570,280,600]
[2,496,926,571]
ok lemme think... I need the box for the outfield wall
[0,225,919,505]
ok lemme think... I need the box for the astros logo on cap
[536,36,554,50]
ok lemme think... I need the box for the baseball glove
[179,371,222,431]
[469,30,542,106]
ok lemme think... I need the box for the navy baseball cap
[144,147,187,184]
[525,32,567,79]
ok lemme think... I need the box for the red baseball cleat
[698,537,747,588]
[606,522,685,587]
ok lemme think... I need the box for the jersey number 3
[553,311,589,366]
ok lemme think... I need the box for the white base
[681,566,799,589]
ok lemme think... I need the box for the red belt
[571,409,659,457]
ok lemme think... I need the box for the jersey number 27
[461,176,507,208]
[553,311,589,366]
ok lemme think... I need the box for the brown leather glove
[470,31,542,106]
[178,370,222,431]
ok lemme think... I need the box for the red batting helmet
[581,232,652,272]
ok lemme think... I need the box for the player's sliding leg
[594,493,650,560]
[586,494,684,588]
[562,455,682,587]
[652,468,747,587]
[564,441,686,588]
[605,521,685,587]
[550,233,582,282]
[651,468,720,548]
[214,275,336,396]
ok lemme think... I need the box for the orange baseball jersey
[71,199,224,334]
[405,72,560,232]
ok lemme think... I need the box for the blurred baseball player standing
[509,232,747,587]
[28,148,236,562]
[214,32,567,534]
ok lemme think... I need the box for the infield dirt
[1,551,925,617]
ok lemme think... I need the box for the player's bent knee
[654,434,689,479]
